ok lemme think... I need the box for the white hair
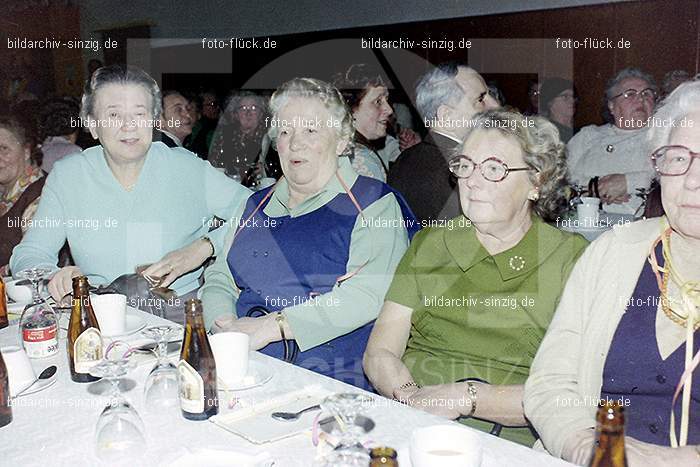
[415,63,476,122]
[647,79,700,151]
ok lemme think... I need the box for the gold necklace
[657,229,700,330]
[661,268,700,330]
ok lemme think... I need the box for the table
[0,310,574,466]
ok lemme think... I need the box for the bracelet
[275,312,287,341]
[465,381,478,418]
[398,381,420,391]
[201,236,214,258]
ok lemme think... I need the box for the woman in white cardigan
[524,81,700,466]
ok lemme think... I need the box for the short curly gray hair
[268,78,354,155]
[80,65,161,121]
[462,109,569,221]
[602,67,657,123]
[647,79,700,152]
[415,62,472,122]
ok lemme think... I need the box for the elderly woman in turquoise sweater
[10,65,250,311]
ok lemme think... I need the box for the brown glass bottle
[369,447,399,466]
[0,276,9,329]
[588,401,629,467]
[67,276,103,383]
[178,299,218,420]
[0,348,11,427]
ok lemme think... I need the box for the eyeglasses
[448,155,536,182]
[651,145,700,176]
[237,105,259,112]
[610,88,657,101]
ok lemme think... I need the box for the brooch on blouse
[509,255,526,271]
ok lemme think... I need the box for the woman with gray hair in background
[525,80,700,466]
[364,109,588,445]
[202,77,418,390]
[11,65,250,321]
[567,67,658,215]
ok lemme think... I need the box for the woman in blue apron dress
[201,78,418,390]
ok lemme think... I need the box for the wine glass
[315,445,369,467]
[634,187,651,219]
[317,393,374,466]
[568,184,586,212]
[141,325,179,413]
[90,358,146,463]
[16,267,59,358]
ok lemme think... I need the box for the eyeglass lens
[654,146,698,175]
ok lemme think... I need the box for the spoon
[271,404,321,421]
[12,365,57,399]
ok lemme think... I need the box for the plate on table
[210,386,332,444]
[7,300,30,315]
[218,359,273,391]
[102,313,147,338]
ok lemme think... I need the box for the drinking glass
[634,187,650,219]
[568,184,586,212]
[315,445,369,467]
[317,393,374,466]
[141,325,179,413]
[90,358,146,463]
[16,267,59,358]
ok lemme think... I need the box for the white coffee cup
[5,279,33,304]
[91,294,127,336]
[209,332,250,386]
[577,196,600,228]
[1,346,36,397]
[410,425,483,467]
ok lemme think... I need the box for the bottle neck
[73,280,90,298]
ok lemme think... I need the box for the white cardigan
[524,217,664,457]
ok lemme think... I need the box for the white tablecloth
[0,310,573,467]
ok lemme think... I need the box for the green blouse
[385,214,588,446]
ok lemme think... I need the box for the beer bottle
[67,276,103,383]
[0,276,9,329]
[369,447,399,466]
[0,348,11,428]
[178,299,218,420]
[588,400,628,467]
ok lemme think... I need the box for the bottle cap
[369,447,397,459]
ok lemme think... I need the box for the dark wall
[157,0,696,129]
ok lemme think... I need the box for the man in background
[388,63,499,224]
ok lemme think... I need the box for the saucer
[102,314,147,338]
[218,360,273,391]
[7,300,30,314]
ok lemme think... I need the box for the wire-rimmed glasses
[651,145,700,176]
[448,155,536,182]
[610,87,657,101]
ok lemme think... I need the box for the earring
[528,189,540,201]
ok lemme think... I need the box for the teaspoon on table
[12,365,57,399]
[271,404,321,421]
